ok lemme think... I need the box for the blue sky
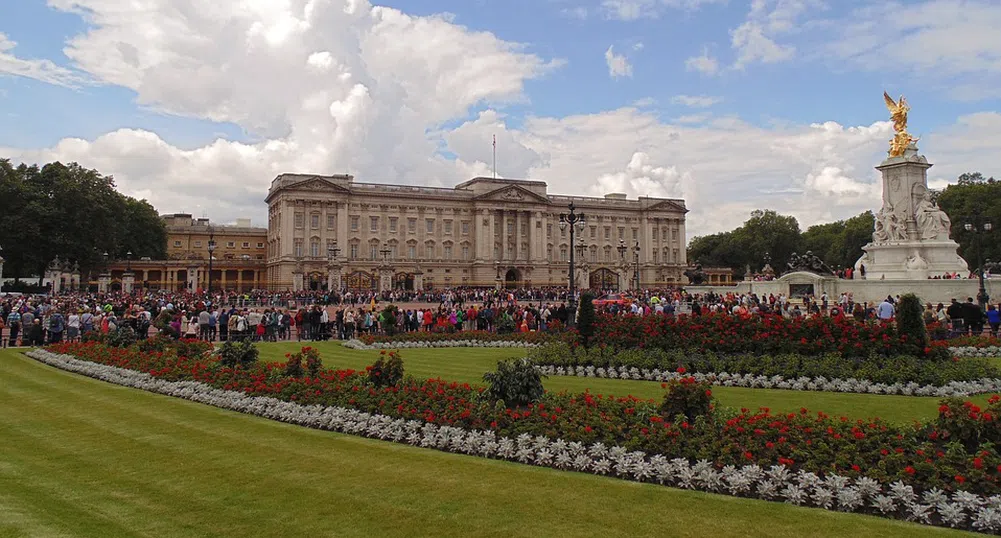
[2,0,1000,234]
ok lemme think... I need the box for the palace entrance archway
[589,268,618,290]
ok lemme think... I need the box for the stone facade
[104,214,268,292]
[265,174,688,291]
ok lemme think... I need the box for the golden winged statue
[883,91,918,157]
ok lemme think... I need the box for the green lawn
[0,350,976,537]
[258,341,991,424]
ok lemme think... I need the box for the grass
[0,349,978,538]
[257,341,992,424]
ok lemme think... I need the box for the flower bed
[954,347,1001,359]
[343,338,539,350]
[26,345,1001,534]
[536,364,1001,397]
[357,330,570,346]
[592,313,944,358]
[529,343,1001,390]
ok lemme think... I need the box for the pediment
[291,176,352,193]
[644,199,688,213]
[475,184,549,204]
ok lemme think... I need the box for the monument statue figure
[883,92,919,157]
[875,205,906,242]
[915,192,951,240]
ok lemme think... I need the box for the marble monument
[854,93,968,279]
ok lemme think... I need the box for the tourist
[877,296,895,321]
[988,304,1000,338]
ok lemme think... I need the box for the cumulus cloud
[0,32,86,87]
[5,0,1001,239]
[670,95,722,108]
[604,45,633,78]
[602,0,727,20]
[685,48,720,75]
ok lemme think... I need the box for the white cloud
[602,0,727,20]
[0,32,86,88]
[632,97,657,107]
[685,48,719,75]
[730,0,820,70]
[6,0,1001,240]
[670,94,722,108]
[604,45,633,78]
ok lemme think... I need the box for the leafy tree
[0,158,167,282]
[801,211,875,270]
[896,293,929,357]
[688,210,802,277]
[577,291,596,347]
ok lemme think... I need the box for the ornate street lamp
[633,240,641,291]
[380,243,392,264]
[126,250,133,272]
[559,201,586,328]
[963,215,994,310]
[207,226,217,293]
[617,239,628,291]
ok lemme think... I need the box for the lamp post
[633,240,641,291]
[559,201,586,328]
[963,215,994,310]
[575,236,587,291]
[617,239,627,291]
[126,250,133,272]
[207,227,216,293]
[380,244,392,264]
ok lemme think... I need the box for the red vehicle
[592,293,631,308]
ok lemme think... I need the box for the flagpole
[492,134,497,179]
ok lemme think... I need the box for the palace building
[265,174,688,291]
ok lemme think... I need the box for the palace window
[194,240,202,247]
[560,247,568,261]
[604,246,612,261]
[408,218,417,233]
[310,240,319,258]
[604,227,610,240]
[673,248,679,262]
[507,221,514,235]
[327,214,336,230]
[173,240,181,247]
[425,244,434,259]
[389,217,398,232]
[461,221,470,235]
[632,228,638,240]
[370,245,378,260]
[294,240,304,257]
[349,244,358,259]
[227,241,235,248]
[663,247,670,263]
[590,247,597,263]
[520,222,527,235]
[461,245,469,260]
[546,223,552,238]
[618,227,625,240]
[257,242,264,248]
[444,245,452,259]
[311,214,320,229]
[350,216,359,232]
[408,245,416,259]
[295,212,304,228]
[444,220,453,234]
[652,227,658,241]
[426,219,435,234]
[673,228,679,241]
[370,216,379,232]
[590,226,596,239]
[547,245,553,261]
[243,242,250,248]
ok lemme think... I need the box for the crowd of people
[1,284,999,348]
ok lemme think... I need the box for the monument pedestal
[858,240,969,280]
[855,142,968,280]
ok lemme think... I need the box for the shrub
[482,359,545,408]
[933,395,1001,452]
[136,334,173,354]
[577,292,596,347]
[367,350,404,387]
[897,293,929,355]
[495,316,516,334]
[174,338,212,359]
[81,330,105,344]
[283,352,304,377]
[104,327,137,348]
[304,347,323,378]
[217,340,259,369]
[659,368,714,421]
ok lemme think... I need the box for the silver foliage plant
[24,349,1001,535]
[536,364,1001,397]
[342,339,539,350]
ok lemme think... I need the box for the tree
[937,172,1001,266]
[0,158,168,281]
[801,211,875,270]
[687,210,802,277]
[577,291,597,347]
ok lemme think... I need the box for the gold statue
[883,91,918,157]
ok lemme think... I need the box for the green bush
[482,359,545,408]
[659,369,715,421]
[217,340,259,369]
[897,293,929,355]
[104,327,138,348]
[577,292,596,347]
[136,334,173,354]
[495,316,516,334]
[368,350,405,387]
[381,305,399,336]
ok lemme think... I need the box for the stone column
[98,274,111,293]
[677,218,687,266]
[379,266,393,292]
[122,272,135,294]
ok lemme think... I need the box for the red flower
[744,451,753,460]
[676,366,686,374]
[955,475,966,484]
[938,404,950,414]
[851,464,861,472]
[974,458,984,469]
[904,466,915,475]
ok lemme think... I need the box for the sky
[2,0,1001,238]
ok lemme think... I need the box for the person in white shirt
[67,311,80,342]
